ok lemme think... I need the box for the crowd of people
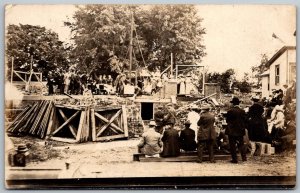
[137,83,296,163]
[45,67,202,97]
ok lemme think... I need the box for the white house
[261,46,296,98]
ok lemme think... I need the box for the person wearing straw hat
[225,97,247,163]
[137,120,163,157]
[197,104,216,163]
[179,120,197,152]
[13,144,29,167]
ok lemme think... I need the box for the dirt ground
[7,136,296,178]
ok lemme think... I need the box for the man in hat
[225,97,247,163]
[161,121,180,157]
[163,103,176,126]
[197,104,216,163]
[137,120,163,157]
[179,120,197,151]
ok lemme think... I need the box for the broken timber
[7,101,129,143]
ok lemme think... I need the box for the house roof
[259,70,270,77]
[265,46,296,68]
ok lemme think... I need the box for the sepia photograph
[4,4,296,189]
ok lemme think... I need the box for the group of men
[138,97,249,164]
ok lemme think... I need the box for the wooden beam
[46,105,55,136]
[96,110,122,137]
[139,155,233,162]
[13,71,26,83]
[94,112,123,133]
[52,111,80,136]
[122,105,129,137]
[76,110,86,142]
[50,137,78,143]
[58,109,77,139]
[95,134,126,141]
[91,108,96,141]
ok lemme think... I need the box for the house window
[289,63,296,84]
[275,65,280,85]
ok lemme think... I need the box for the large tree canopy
[6,24,69,79]
[67,5,206,75]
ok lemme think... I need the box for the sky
[5,4,296,80]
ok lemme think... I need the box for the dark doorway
[141,102,153,120]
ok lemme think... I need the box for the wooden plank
[76,110,86,142]
[50,137,78,143]
[122,105,129,137]
[94,106,122,112]
[95,134,126,141]
[58,109,77,139]
[52,111,80,136]
[30,101,49,134]
[6,105,30,131]
[37,102,52,137]
[94,112,123,133]
[96,110,122,137]
[14,103,39,132]
[13,71,26,83]
[46,105,55,137]
[139,155,233,162]
[91,108,96,141]
[55,105,85,111]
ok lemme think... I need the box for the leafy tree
[207,68,235,93]
[66,5,206,76]
[251,54,269,89]
[235,73,252,93]
[6,24,69,80]
[137,5,206,71]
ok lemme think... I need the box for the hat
[230,97,241,104]
[16,144,28,152]
[149,120,156,127]
[201,104,210,110]
[252,95,260,102]
[184,120,191,125]
[190,104,200,110]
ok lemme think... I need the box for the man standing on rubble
[225,97,247,163]
[197,104,216,163]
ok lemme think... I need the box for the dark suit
[226,106,247,162]
[179,127,197,151]
[161,128,180,157]
[197,112,216,162]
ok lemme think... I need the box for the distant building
[260,46,296,98]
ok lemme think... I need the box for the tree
[137,5,206,71]
[66,5,206,76]
[6,24,69,80]
[207,69,235,93]
[66,5,143,77]
[235,73,252,93]
[6,24,68,79]
[251,54,269,89]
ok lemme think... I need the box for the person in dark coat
[225,97,247,163]
[160,122,180,157]
[154,105,165,134]
[47,71,55,95]
[247,96,269,142]
[179,120,197,151]
[197,105,217,163]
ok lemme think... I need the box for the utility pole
[170,53,173,78]
[129,11,134,84]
